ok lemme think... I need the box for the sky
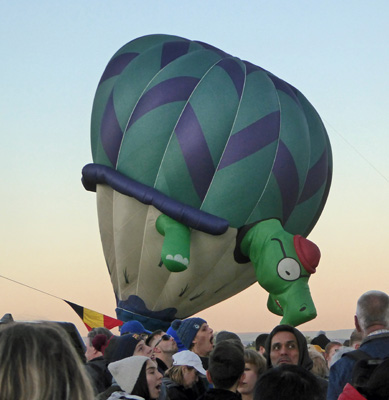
[1,1,388,337]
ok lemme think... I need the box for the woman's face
[134,340,155,361]
[146,360,163,399]
[238,362,259,396]
[182,366,198,389]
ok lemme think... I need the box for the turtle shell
[84,35,332,236]
[84,33,332,238]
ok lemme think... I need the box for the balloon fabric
[82,34,332,328]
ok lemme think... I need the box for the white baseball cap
[172,350,206,375]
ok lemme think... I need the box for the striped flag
[65,300,123,331]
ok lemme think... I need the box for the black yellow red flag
[65,300,123,331]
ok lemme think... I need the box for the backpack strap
[342,349,371,361]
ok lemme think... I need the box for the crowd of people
[0,289,388,400]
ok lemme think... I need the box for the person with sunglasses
[147,330,178,373]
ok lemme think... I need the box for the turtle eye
[277,258,301,281]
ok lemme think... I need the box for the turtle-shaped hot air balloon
[82,34,332,330]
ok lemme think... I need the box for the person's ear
[153,347,162,354]
[355,315,362,332]
[206,370,213,384]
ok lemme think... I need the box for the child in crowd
[198,340,245,400]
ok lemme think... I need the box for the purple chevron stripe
[218,111,280,170]
[217,58,245,97]
[194,40,230,58]
[273,141,300,222]
[98,52,139,86]
[161,41,191,68]
[127,77,200,129]
[100,91,123,166]
[243,61,266,75]
[175,104,215,201]
[297,149,329,204]
[267,74,301,106]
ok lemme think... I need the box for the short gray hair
[356,290,389,330]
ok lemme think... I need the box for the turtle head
[240,219,320,327]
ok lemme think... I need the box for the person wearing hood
[106,356,163,400]
[264,325,327,397]
[265,325,313,370]
[97,334,160,400]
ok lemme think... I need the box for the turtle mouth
[275,299,283,311]
[276,300,308,313]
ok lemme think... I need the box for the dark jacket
[197,389,241,400]
[163,377,198,400]
[327,332,389,400]
[156,358,169,374]
[85,356,112,394]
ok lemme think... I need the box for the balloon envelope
[83,34,332,328]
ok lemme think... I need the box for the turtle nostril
[299,306,306,312]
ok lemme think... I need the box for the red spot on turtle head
[293,235,321,274]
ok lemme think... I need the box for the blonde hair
[244,349,266,376]
[308,348,328,379]
[0,322,94,400]
[165,365,191,386]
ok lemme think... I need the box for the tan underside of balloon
[96,184,257,318]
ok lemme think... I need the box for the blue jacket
[327,332,389,400]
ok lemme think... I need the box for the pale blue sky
[1,1,388,334]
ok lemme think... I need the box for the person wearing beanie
[166,325,187,352]
[264,325,327,397]
[171,318,214,359]
[85,332,114,394]
[106,356,163,400]
[171,318,214,393]
[311,332,330,352]
[85,327,113,361]
[214,331,243,347]
[97,334,168,400]
[105,333,155,364]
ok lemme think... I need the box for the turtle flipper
[156,214,190,272]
